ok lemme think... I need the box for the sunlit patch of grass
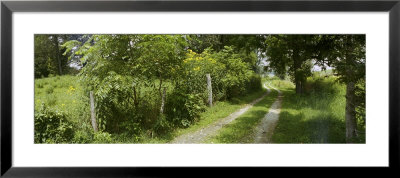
[35,75,90,125]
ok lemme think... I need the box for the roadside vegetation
[34,34,264,143]
[270,72,365,143]
[34,34,366,144]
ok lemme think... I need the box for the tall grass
[35,75,90,127]
[271,76,365,143]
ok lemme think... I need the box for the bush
[152,114,171,135]
[34,103,74,143]
[165,91,206,128]
[93,131,113,143]
[120,121,142,137]
[91,71,136,133]
[72,130,93,143]
[245,74,262,93]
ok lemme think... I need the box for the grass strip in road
[204,88,278,143]
[140,88,270,143]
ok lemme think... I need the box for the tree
[136,35,188,113]
[34,35,53,78]
[63,34,188,132]
[265,35,316,94]
[34,34,71,78]
[315,35,366,143]
[187,35,266,73]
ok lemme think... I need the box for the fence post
[206,74,212,107]
[160,87,167,114]
[90,91,98,132]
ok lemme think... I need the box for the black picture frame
[1,0,399,177]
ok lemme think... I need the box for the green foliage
[36,35,266,143]
[355,78,366,128]
[34,103,74,143]
[72,130,93,143]
[178,46,259,100]
[34,34,74,78]
[33,34,366,144]
[271,76,365,143]
[244,74,262,94]
[93,132,113,143]
[72,130,113,144]
[316,35,366,84]
[136,35,187,80]
[63,35,190,135]
[152,115,171,135]
[265,35,318,93]
[92,71,136,133]
[164,46,261,128]
[165,91,206,127]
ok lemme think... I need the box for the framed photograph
[1,0,399,177]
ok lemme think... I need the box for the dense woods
[34,34,365,144]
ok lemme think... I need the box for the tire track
[171,83,272,144]
[254,84,283,143]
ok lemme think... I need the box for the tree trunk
[53,35,62,75]
[160,87,166,114]
[90,91,98,132]
[345,81,357,143]
[158,76,165,114]
[206,74,212,107]
[344,36,358,143]
[133,84,138,107]
[293,47,303,94]
[295,80,302,94]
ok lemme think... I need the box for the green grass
[271,77,365,143]
[35,75,90,127]
[136,88,271,143]
[204,89,278,143]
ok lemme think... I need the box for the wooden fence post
[90,91,98,132]
[160,87,167,114]
[206,74,212,107]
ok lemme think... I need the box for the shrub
[245,74,262,93]
[152,114,171,135]
[165,91,206,128]
[72,129,113,144]
[92,71,136,133]
[93,131,113,143]
[72,130,93,143]
[34,103,74,143]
